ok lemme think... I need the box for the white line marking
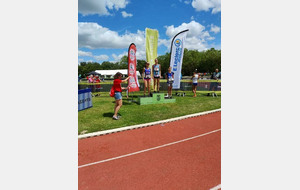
[78,129,221,169]
[210,184,221,190]
[78,108,221,139]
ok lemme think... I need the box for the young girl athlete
[152,58,161,93]
[191,70,200,97]
[165,67,174,98]
[142,62,151,97]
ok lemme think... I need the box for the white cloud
[112,51,127,61]
[94,54,109,61]
[191,16,194,20]
[201,31,210,38]
[78,21,218,61]
[184,37,208,51]
[78,58,84,64]
[164,21,213,51]
[165,20,206,38]
[158,38,170,48]
[206,36,215,40]
[121,11,133,18]
[210,24,220,33]
[78,50,109,60]
[184,0,191,4]
[78,50,93,57]
[78,0,129,16]
[78,22,145,50]
[136,50,146,60]
[191,0,221,14]
[111,50,146,61]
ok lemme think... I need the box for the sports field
[78,91,221,134]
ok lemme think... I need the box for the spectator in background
[208,69,221,96]
[211,69,221,81]
[78,74,81,82]
[191,69,200,97]
[94,76,101,96]
[95,76,101,83]
[88,75,94,83]
[93,75,98,83]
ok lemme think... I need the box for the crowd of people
[85,75,102,83]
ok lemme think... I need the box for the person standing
[211,69,221,81]
[88,75,94,83]
[143,62,151,97]
[78,74,81,82]
[165,67,174,98]
[191,70,200,97]
[92,75,97,83]
[112,72,130,120]
[208,68,221,96]
[152,58,161,93]
[94,76,101,96]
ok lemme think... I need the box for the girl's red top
[113,79,122,92]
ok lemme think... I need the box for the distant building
[95,69,141,79]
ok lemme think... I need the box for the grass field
[79,79,221,85]
[78,91,221,135]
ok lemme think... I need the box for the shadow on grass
[110,100,139,105]
[103,112,117,118]
[123,100,139,105]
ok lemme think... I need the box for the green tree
[78,48,221,77]
[157,53,170,77]
[137,59,146,75]
[182,49,199,75]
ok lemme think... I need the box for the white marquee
[94,69,141,78]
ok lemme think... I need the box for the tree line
[78,48,221,77]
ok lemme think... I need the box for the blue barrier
[78,89,92,111]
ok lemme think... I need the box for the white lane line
[78,129,221,169]
[78,108,221,139]
[210,184,221,190]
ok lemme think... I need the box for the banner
[78,89,92,111]
[145,28,158,90]
[169,29,189,89]
[128,43,140,92]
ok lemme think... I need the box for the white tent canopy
[95,69,141,78]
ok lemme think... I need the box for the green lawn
[78,91,221,135]
[79,79,220,85]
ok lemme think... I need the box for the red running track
[78,111,221,190]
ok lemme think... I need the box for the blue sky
[78,0,221,64]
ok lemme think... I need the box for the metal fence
[78,81,221,93]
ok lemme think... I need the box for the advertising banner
[145,28,158,89]
[78,88,92,111]
[169,29,189,89]
[128,43,140,92]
